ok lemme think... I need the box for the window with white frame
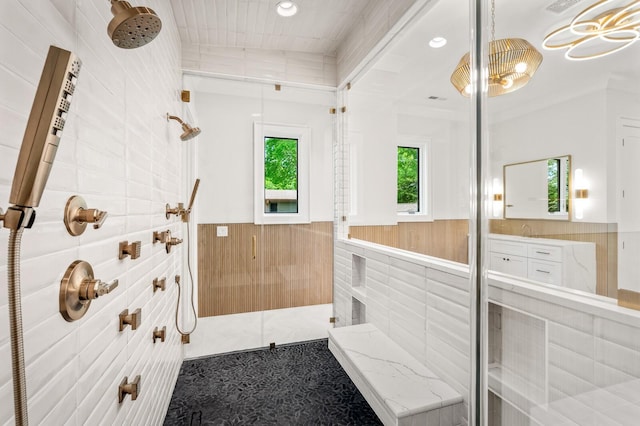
[254,122,310,224]
[397,140,432,221]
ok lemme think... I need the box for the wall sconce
[492,178,503,218]
[574,168,589,220]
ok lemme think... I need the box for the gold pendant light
[543,0,640,60]
[450,0,543,97]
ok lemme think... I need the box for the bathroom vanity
[488,234,596,293]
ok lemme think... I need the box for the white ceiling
[353,0,640,116]
[169,0,640,115]
[169,0,370,55]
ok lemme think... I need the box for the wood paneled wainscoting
[349,220,470,264]
[198,222,333,317]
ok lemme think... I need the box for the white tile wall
[334,239,471,426]
[182,43,337,87]
[0,1,185,424]
[336,238,640,426]
[489,278,640,424]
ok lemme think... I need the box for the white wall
[192,80,335,224]
[0,1,184,424]
[490,91,608,223]
[348,93,470,225]
[336,0,433,86]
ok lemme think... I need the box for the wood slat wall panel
[349,225,399,248]
[198,222,333,317]
[350,220,469,264]
[398,220,469,264]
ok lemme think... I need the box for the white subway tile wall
[0,1,184,424]
[334,239,470,426]
[336,238,640,425]
[181,44,337,87]
[489,280,640,425]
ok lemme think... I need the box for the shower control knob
[165,237,183,253]
[79,278,119,300]
[60,260,119,322]
[165,203,185,219]
[153,229,171,244]
[96,279,118,296]
[64,195,108,236]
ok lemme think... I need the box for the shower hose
[175,220,197,336]
[8,228,28,426]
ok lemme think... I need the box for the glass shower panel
[340,0,473,423]
[483,0,640,424]
[188,77,265,356]
[258,84,335,346]
[191,75,336,356]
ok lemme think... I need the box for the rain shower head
[167,114,201,141]
[108,0,162,49]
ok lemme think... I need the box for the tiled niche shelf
[352,297,366,325]
[488,302,548,420]
[351,254,367,304]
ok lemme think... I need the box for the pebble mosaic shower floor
[163,339,382,425]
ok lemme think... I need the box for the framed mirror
[503,155,571,220]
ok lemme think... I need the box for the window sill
[256,214,311,225]
[397,213,433,223]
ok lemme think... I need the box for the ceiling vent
[546,0,584,14]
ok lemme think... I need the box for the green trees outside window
[264,137,298,190]
[547,158,570,214]
[397,146,420,212]
[264,137,298,214]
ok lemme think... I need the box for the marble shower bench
[328,323,464,426]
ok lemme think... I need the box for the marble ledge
[329,323,463,424]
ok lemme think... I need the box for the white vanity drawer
[528,259,561,285]
[528,244,562,262]
[489,239,528,257]
[490,253,528,277]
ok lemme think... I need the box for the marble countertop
[489,233,594,246]
[328,323,462,418]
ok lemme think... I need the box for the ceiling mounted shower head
[108,0,162,49]
[167,114,201,141]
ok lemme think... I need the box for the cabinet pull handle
[535,269,551,274]
[252,235,256,259]
[535,251,551,255]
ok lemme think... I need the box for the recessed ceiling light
[429,37,447,48]
[277,1,298,17]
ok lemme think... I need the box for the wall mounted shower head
[108,0,162,49]
[167,114,201,141]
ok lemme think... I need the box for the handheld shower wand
[173,179,200,342]
[1,46,81,426]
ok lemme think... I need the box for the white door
[618,123,640,292]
